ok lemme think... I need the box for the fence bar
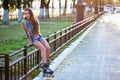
[36,50,40,64]
[54,32,57,51]
[5,55,9,80]
[46,35,50,43]
[60,31,62,46]
[64,29,67,43]
[23,46,27,79]
[0,68,3,80]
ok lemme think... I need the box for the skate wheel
[43,73,54,78]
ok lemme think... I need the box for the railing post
[23,46,27,78]
[46,35,49,43]
[5,54,9,80]
[75,25,78,34]
[68,27,71,40]
[0,68,1,80]
[36,50,40,65]
[60,31,62,46]
[64,29,67,42]
[54,32,57,51]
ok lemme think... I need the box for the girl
[21,8,53,74]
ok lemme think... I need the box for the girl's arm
[21,20,33,45]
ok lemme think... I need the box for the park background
[0,0,120,80]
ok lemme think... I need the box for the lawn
[0,20,73,54]
[0,11,94,54]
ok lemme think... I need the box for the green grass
[0,20,73,54]
[0,12,94,54]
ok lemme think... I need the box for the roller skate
[41,63,54,78]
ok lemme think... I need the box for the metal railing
[0,12,103,80]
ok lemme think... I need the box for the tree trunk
[59,0,61,18]
[75,0,85,23]
[100,0,104,12]
[72,0,76,14]
[40,0,45,19]
[51,0,54,17]
[45,0,50,19]
[27,0,32,8]
[40,8,44,19]
[63,0,67,15]
[3,10,9,24]
[94,0,98,14]
[17,9,22,23]
[17,0,22,23]
[2,0,9,24]
[45,8,49,18]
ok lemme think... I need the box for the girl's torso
[24,19,40,38]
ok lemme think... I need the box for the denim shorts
[32,35,44,43]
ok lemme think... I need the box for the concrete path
[52,13,120,80]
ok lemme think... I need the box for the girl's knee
[46,46,50,52]
[34,44,46,52]
[42,46,47,51]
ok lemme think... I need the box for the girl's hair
[24,8,40,35]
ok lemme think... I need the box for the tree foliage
[0,0,120,12]
[83,0,120,6]
[9,0,16,12]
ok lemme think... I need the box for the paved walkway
[52,13,120,80]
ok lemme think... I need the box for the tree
[94,0,98,14]
[40,0,46,19]
[75,0,85,22]
[45,0,50,18]
[9,0,16,12]
[63,0,67,15]
[16,0,22,23]
[39,0,51,19]
[2,0,9,24]
[84,0,93,12]
[23,0,33,9]
[27,0,33,8]
[72,0,76,14]
[51,0,54,17]
[23,0,27,9]
[99,0,103,12]
[58,0,61,17]
[116,0,120,6]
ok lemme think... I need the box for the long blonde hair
[24,8,40,35]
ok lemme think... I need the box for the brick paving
[52,13,120,80]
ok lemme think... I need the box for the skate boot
[41,63,54,77]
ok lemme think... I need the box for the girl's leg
[33,41,47,63]
[40,39,51,63]
[33,40,53,74]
